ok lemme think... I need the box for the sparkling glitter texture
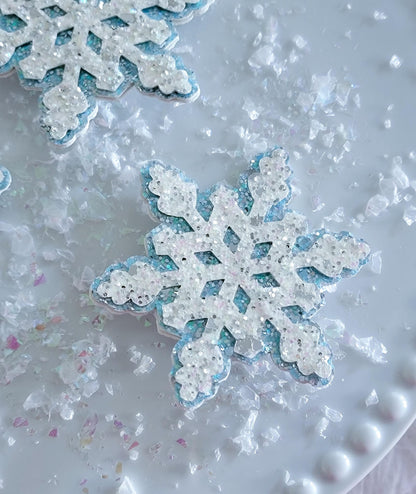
[92,148,370,408]
[0,0,212,145]
[0,166,12,195]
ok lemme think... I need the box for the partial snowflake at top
[91,148,370,408]
[0,166,12,195]
[0,0,212,146]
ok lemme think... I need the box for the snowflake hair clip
[0,166,12,195]
[91,148,370,408]
[0,0,213,146]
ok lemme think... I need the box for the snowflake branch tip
[172,330,232,408]
[91,256,166,313]
[91,148,370,407]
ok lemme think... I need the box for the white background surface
[0,1,415,493]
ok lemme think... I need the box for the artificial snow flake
[0,0,212,145]
[91,148,370,408]
[0,166,12,195]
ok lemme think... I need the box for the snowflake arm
[171,323,232,406]
[143,162,200,227]
[91,148,370,408]
[267,312,333,384]
[0,0,212,145]
[293,231,370,281]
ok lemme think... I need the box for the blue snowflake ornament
[0,0,212,146]
[0,166,12,195]
[91,148,370,408]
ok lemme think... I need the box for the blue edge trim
[90,148,370,407]
[0,1,209,145]
[0,166,12,193]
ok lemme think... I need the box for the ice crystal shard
[0,0,212,145]
[91,148,370,408]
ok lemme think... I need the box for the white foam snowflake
[91,148,370,408]
[0,0,212,145]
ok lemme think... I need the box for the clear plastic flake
[369,251,383,274]
[315,417,329,437]
[379,177,399,205]
[233,410,259,455]
[391,164,409,190]
[237,385,261,410]
[248,45,275,68]
[261,426,280,443]
[403,205,416,226]
[252,4,264,19]
[373,10,387,21]
[321,318,345,339]
[118,477,137,494]
[389,54,403,69]
[346,335,387,364]
[133,355,155,375]
[365,389,379,407]
[243,98,263,120]
[309,120,327,140]
[293,34,307,49]
[324,207,345,224]
[365,194,389,217]
[311,72,337,106]
[322,405,343,422]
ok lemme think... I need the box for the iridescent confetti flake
[6,335,20,351]
[0,0,213,145]
[13,416,28,428]
[49,428,58,438]
[91,148,370,408]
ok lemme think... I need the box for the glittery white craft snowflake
[0,166,12,195]
[91,148,370,408]
[0,0,212,145]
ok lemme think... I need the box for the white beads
[350,423,381,453]
[319,450,351,481]
[378,391,408,421]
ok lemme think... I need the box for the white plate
[1,1,415,493]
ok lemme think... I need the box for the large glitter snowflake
[91,148,370,408]
[0,0,212,145]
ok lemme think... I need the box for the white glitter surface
[0,1,415,493]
